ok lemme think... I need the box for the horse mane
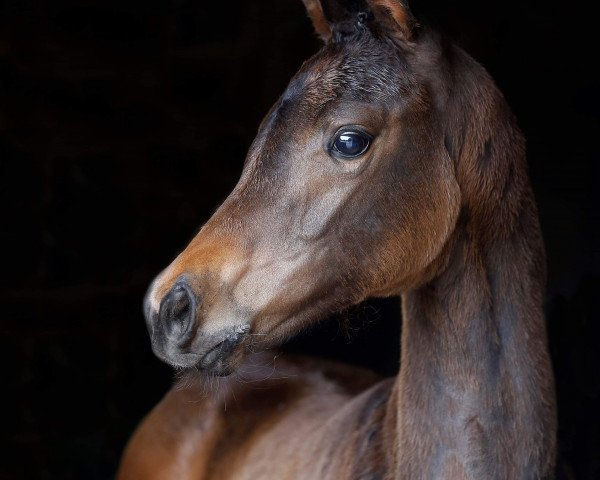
[440,39,535,247]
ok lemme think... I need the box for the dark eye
[331,129,372,159]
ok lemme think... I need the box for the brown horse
[118,0,557,478]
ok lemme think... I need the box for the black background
[1,0,598,478]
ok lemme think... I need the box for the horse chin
[197,342,246,377]
[150,324,250,377]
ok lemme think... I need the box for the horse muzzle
[144,279,248,375]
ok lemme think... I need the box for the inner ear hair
[302,0,332,41]
[302,0,416,44]
[369,0,416,41]
[302,0,373,43]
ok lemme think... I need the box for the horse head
[145,0,469,375]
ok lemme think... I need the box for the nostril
[159,283,196,339]
[171,285,190,322]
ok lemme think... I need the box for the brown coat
[118,1,557,478]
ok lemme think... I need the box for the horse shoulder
[117,381,224,480]
[118,353,390,480]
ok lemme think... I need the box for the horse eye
[331,129,371,159]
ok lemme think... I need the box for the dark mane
[439,40,533,242]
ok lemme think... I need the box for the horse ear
[302,0,333,42]
[368,0,416,41]
[301,0,362,42]
[301,0,416,44]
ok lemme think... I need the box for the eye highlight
[330,127,372,160]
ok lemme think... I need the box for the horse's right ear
[302,0,333,42]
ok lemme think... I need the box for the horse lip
[198,327,250,372]
[199,340,226,369]
[151,346,202,369]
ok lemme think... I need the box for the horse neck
[386,48,557,477]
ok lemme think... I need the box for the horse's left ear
[302,0,333,42]
[368,0,416,42]
[302,0,417,44]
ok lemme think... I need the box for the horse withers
[118,1,557,478]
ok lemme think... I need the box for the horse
[117,0,557,478]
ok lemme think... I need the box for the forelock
[285,33,407,108]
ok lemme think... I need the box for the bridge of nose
[147,234,248,306]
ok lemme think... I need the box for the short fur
[118,1,557,478]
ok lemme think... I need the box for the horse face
[144,1,461,375]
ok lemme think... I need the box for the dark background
[1,0,598,478]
